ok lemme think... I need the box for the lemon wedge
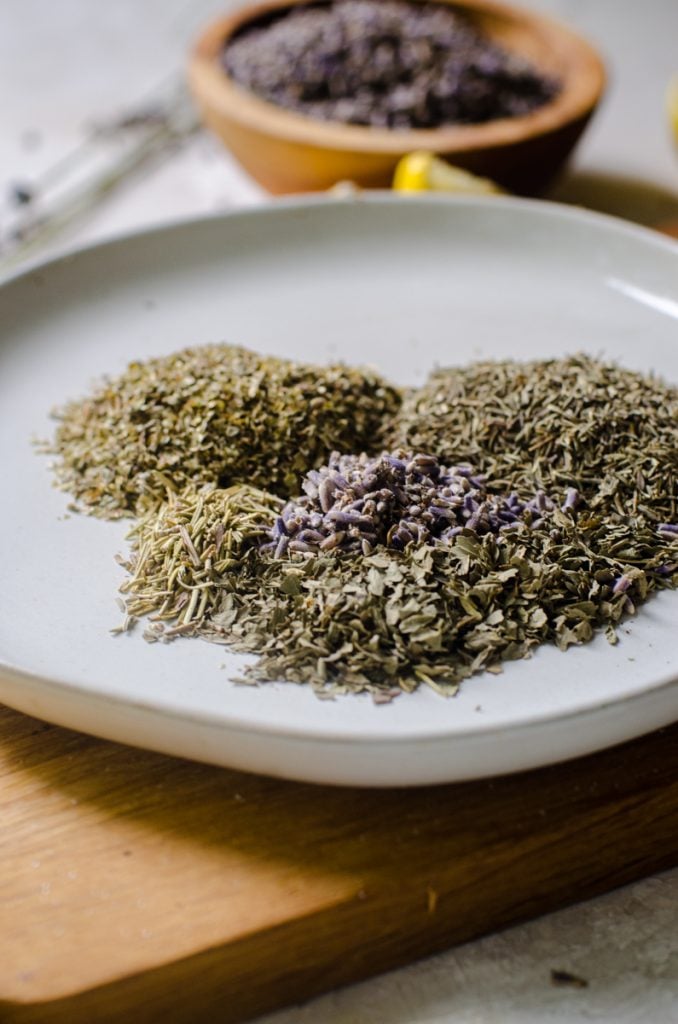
[668,75,678,143]
[393,151,503,194]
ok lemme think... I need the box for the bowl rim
[188,0,606,155]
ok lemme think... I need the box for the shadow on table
[548,169,678,233]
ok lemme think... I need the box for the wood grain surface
[1,704,677,1024]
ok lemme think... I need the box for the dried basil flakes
[118,441,677,700]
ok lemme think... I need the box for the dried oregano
[207,510,675,698]
[45,343,401,519]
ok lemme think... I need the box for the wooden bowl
[188,0,605,195]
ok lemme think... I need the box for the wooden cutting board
[1,704,677,1024]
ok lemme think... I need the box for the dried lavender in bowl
[223,0,559,131]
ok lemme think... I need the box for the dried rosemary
[117,484,282,641]
[45,344,401,519]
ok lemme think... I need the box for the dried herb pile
[43,345,678,701]
[119,446,677,699]
[46,343,401,519]
[389,354,678,525]
[263,450,570,557]
[207,508,674,697]
[117,484,282,640]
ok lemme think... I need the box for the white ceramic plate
[1,195,677,786]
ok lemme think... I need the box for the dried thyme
[389,354,678,524]
[45,343,401,519]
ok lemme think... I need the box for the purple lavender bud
[296,529,326,544]
[326,509,362,525]
[395,525,414,546]
[658,523,678,536]
[429,505,455,520]
[562,488,580,511]
[289,539,314,553]
[612,575,631,595]
[318,476,336,513]
[320,532,344,551]
[274,536,289,558]
[272,515,288,539]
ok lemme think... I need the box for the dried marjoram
[46,344,401,519]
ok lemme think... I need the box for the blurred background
[1,0,677,273]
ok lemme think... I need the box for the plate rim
[0,655,676,746]
[3,189,678,290]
